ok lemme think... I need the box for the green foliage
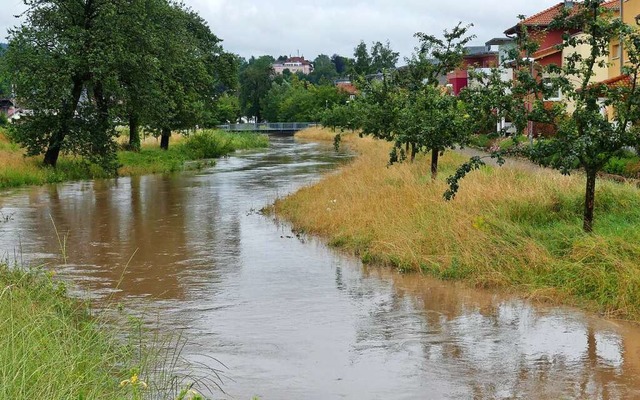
[350,40,399,77]
[262,77,349,122]
[0,264,124,399]
[450,1,640,232]
[239,56,275,122]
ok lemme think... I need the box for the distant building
[446,39,514,95]
[273,57,314,75]
[335,79,358,100]
[0,98,13,116]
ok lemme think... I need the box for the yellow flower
[119,373,148,389]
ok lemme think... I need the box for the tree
[393,23,475,177]
[144,3,233,150]
[370,40,399,73]
[448,1,639,233]
[6,0,126,168]
[239,56,275,122]
[352,41,372,76]
[0,44,10,98]
[331,54,352,76]
[308,54,338,84]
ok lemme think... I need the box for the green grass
[118,130,269,176]
[0,264,127,399]
[0,263,221,399]
[0,128,269,189]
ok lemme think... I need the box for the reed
[274,127,640,319]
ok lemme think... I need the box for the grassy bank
[0,127,269,189]
[0,264,128,399]
[0,263,214,399]
[274,127,640,319]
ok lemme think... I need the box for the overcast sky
[1,0,561,60]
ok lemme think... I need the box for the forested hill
[0,43,7,50]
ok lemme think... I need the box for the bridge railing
[218,122,318,132]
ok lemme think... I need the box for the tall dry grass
[275,127,640,318]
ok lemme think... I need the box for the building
[0,98,13,117]
[609,0,640,80]
[503,0,619,135]
[273,57,314,75]
[446,39,514,95]
[335,79,358,100]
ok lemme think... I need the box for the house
[609,0,640,80]
[446,39,514,95]
[0,98,13,116]
[503,0,619,135]
[335,79,358,100]
[273,57,314,75]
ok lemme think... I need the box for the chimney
[564,0,574,9]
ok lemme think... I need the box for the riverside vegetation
[273,127,640,319]
[0,263,215,399]
[0,126,268,189]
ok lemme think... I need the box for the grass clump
[0,264,125,399]
[274,127,640,319]
[0,263,223,399]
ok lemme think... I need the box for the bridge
[218,122,318,134]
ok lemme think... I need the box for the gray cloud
[1,0,561,60]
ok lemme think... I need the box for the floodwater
[1,136,640,399]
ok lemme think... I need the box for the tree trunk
[431,148,440,180]
[43,136,63,167]
[160,128,170,150]
[128,115,140,151]
[43,77,85,167]
[410,143,417,163]
[583,168,597,233]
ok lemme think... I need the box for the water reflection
[0,136,638,399]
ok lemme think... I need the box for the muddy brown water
[1,136,640,399]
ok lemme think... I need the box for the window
[612,43,621,60]
[543,76,562,101]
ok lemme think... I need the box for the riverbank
[0,264,132,399]
[0,127,269,189]
[273,127,640,319]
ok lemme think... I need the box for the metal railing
[218,122,318,132]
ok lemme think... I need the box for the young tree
[448,1,639,233]
[394,23,475,177]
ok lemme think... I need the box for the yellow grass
[273,127,640,319]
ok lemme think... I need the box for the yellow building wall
[610,0,640,78]
[565,33,610,112]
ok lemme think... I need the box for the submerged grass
[0,127,269,188]
[274,127,640,319]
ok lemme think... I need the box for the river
[0,136,639,399]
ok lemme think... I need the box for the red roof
[286,56,312,66]
[600,74,632,88]
[336,82,358,95]
[505,1,619,34]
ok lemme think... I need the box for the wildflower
[120,373,148,389]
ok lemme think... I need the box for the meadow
[273,127,640,319]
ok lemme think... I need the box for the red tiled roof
[505,1,619,34]
[287,56,312,65]
[600,74,632,88]
[336,82,358,95]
